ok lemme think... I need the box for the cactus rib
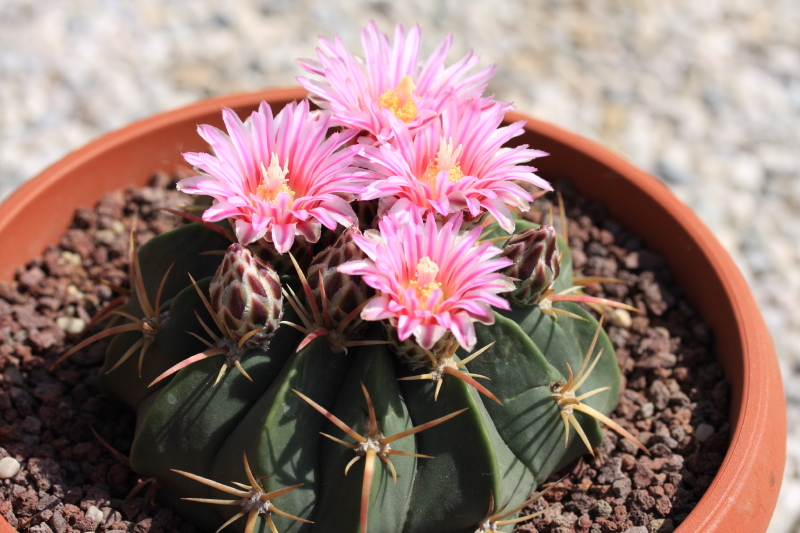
[294,385,467,533]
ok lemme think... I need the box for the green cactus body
[98,221,623,533]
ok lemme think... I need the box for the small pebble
[60,251,83,267]
[611,308,633,328]
[86,505,104,526]
[0,455,21,478]
[695,423,714,442]
[111,220,127,235]
[56,316,87,335]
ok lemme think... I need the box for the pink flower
[178,100,373,253]
[339,208,515,351]
[296,21,495,140]
[358,98,552,232]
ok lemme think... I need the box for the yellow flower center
[255,153,295,205]
[421,137,464,185]
[409,256,442,303]
[377,75,418,123]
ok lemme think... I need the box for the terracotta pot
[0,87,784,533]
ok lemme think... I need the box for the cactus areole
[49,23,665,533]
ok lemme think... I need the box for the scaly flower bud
[210,243,283,348]
[502,225,561,306]
[307,227,374,334]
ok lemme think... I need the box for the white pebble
[111,220,126,235]
[695,423,715,442]
[66,284,84,298]
[56,316,87,335]
[610,308,633,328]
[0,456,21,479]
[60,251,82,267]
[86,505,104,526]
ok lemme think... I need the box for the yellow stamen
[408,257,442,303]
[421,137,465,184]
[255,154,295,204]
[377,75,418,122]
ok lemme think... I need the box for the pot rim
[0,87,784,533]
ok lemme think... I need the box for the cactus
[51,22,654,533]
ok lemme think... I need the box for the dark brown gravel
[0,172,195,533]
[0,175,729,533]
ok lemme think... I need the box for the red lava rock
[70,442,96,462]
[0,500,19,529]
[612,477,632,499]
[14,489,40,517]
[49,512,68,533]
[59,230,94,259]
[595,517,619,532]
[60,503,82,523]
[121,500,142,522]
[28,457,62,492]
[18,267,46,290]
[0,391,11,410]
[655,495,672,516]
[133,518,163,533]
[71,515,96,532]
[632,462,654,489]
[620,453,636,471]
[631,489,656,511]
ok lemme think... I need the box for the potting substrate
[0,174,729,533]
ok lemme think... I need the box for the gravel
[1,2,798,530]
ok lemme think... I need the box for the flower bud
[209,243,283,348]
[502,225,561,306]
[307,227,374,333]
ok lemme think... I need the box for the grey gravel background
[1,1,798,530]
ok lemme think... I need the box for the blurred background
[0,0,798,530]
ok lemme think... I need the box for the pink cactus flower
[296,21,495,140]
[178,100,373,253]
[339,208,515,351]
[358,98,552,232]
